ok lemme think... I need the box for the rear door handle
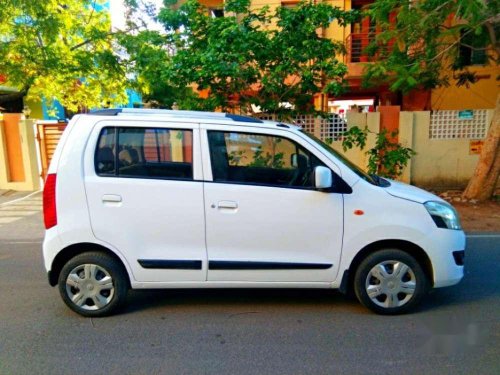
[102,194,122,203]
[217,200,238,209]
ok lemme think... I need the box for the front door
[202,127,343,283]
[84,121,206,283]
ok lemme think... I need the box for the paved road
[0,195,499,374]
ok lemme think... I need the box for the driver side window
[207,131,326,188]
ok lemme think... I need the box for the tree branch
[70,27,139,51]
[86,0,97,25]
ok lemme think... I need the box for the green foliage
[341,126,416,178]
[0,0,129,111]
[362,0,499,93]
[123,0,358,113]
[248,147,285,169]
[228,150,247,165]
[338,126,367,150]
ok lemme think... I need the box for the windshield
[299,130,377,185]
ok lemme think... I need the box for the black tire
[58,252,128,317]
[354,249,429,315]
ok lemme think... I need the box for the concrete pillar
[0,118,40,191]
[19,119,40,190]
[398,112,415,184]
[0,120,9,186]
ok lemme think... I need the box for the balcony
[346,33,395,64]
[346,33,375,63]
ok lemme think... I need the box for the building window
[457,29,488,67]
[210,8,224,18]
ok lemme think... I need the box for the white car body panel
[42,111,464,293]
[200,124,343,283]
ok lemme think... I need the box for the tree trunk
[462,95,500,201]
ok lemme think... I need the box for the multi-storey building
[197,0,497,114]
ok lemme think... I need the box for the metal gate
[36,121,67,180]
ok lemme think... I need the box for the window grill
[320,114,348,141]
[430,110,488,139]
[293,115,316,135]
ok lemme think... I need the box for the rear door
[202,125,344,283]
[84,120,207,283]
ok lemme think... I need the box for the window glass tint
[207,131,325,188]
[299,129,377,185]
[95,128,116,175]
[95,127,193,180]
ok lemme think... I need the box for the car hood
[383,180,445,204]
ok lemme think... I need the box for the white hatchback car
[43,108,465,316]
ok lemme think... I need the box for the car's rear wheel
[58,252,128,317]
[354,249,429,315]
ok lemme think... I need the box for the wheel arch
[340,239,434,294]
[48,242,131,287]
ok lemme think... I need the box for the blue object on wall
[42,98,65,120]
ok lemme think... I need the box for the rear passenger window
[95,128,116,176]
[95,127,193,180]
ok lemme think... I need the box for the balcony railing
[346,33,393,63]
[346,33,375,63]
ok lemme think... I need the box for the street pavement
[0,193,499,374]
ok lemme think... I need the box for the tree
[122,0,357,116]
[0,0,129,113]
[360,0,499,200]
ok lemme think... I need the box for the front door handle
[102,194,122,203]
[217,200,238,209]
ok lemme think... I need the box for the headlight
[424,201,462,230]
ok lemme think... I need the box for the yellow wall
[323,0,352,43]
[330,111,379,171]
[323,110,493,189]
[431,65,499,110]
[407,110,494,188]
[24,98,44,120]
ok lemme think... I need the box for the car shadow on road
[122,288,366,315]
[120,271,498,316]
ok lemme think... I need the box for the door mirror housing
[314,166,333,190]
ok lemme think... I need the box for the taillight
[43,174,57,229]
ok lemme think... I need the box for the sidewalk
[0,189,41,205]
[452,201,500,233]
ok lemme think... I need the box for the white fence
[430,109,489,139]
[255,114,347,141]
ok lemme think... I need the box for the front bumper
[421,229,465,288]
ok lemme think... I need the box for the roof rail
[225,114,263,123]
[88,108,263,123]
[89,108,123,116]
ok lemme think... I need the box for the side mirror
[314,166,333,190]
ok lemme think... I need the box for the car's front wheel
[354,249,429,315]
[58,252,128,317]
